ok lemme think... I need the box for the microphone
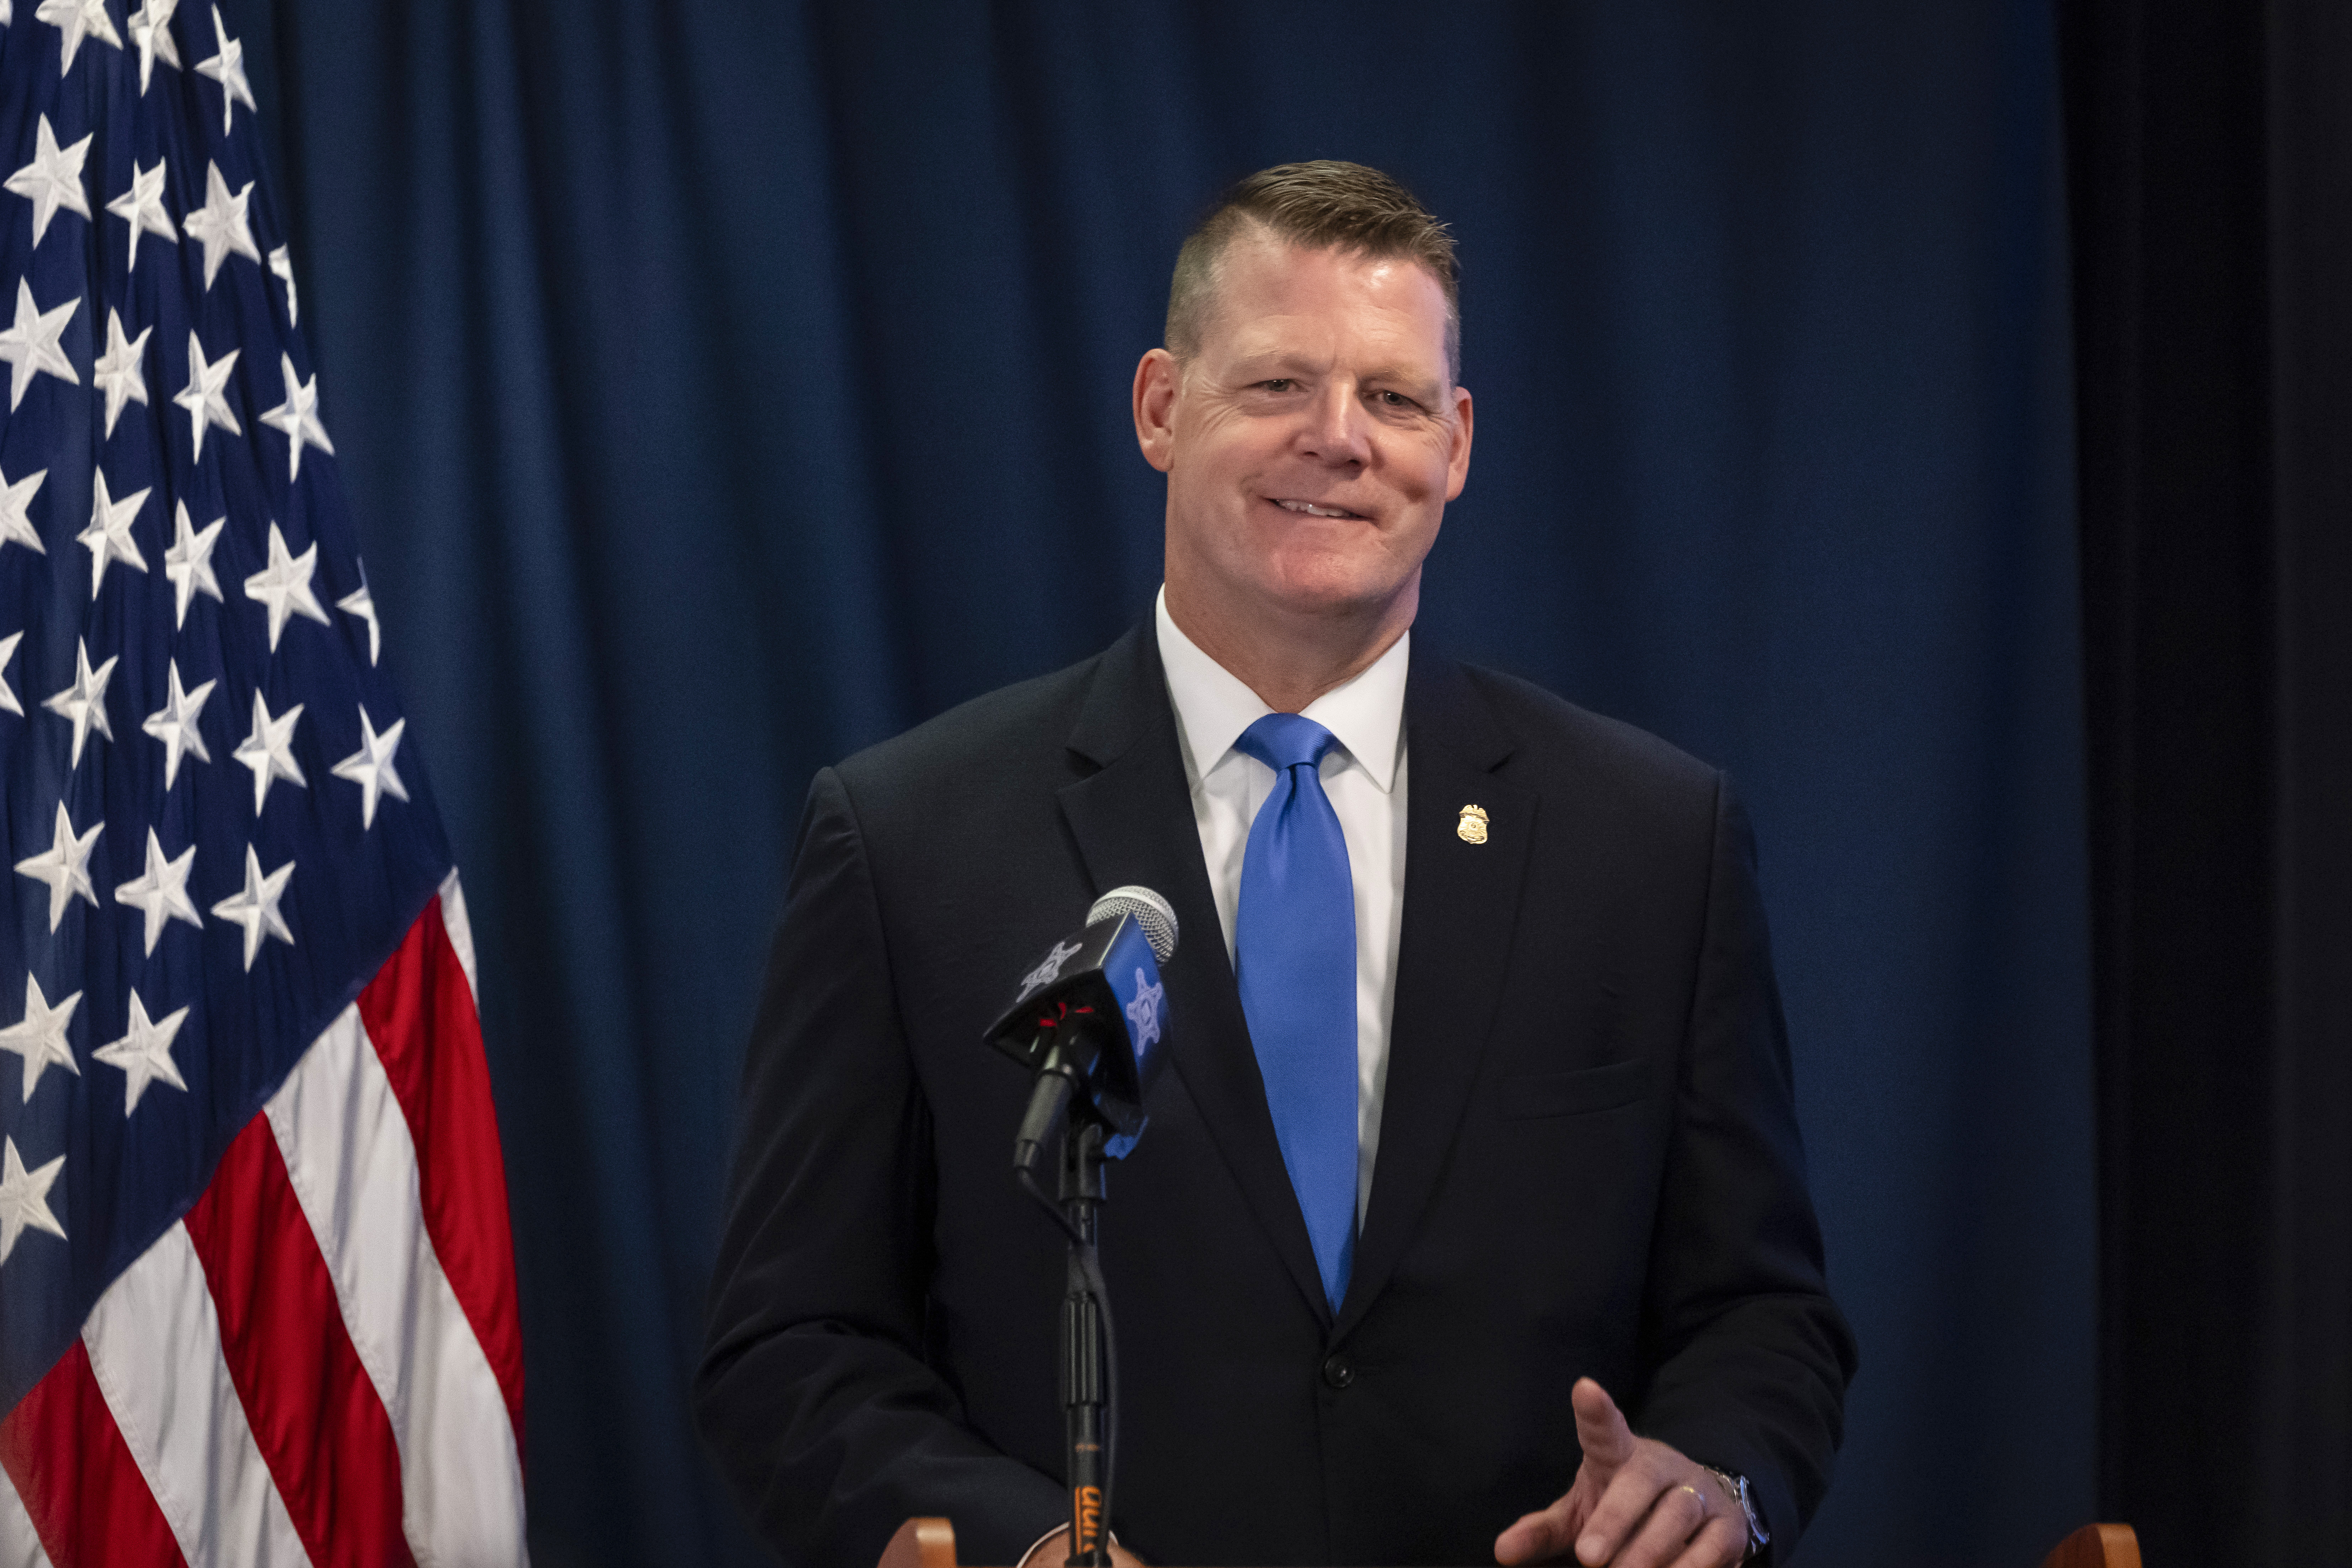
[989,886,1179,1171]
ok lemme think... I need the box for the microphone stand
[1057,1119,1113,1567]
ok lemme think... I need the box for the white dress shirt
[1154,588,1409,1223]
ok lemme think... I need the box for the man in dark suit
[697,162,1854,1568]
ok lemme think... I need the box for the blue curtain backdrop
[226,3,2091,1564]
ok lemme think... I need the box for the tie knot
[1235,712,1340,774]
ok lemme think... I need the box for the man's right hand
[1493,1378,1748,1568]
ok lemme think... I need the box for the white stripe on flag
[80,1224,311,1568]
[438,871,481,1003]
[0,1469,52,1568]
[265,1005,528,1565]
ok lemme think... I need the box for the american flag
[0,4,527,1563]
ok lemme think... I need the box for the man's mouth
[1270,498,1368,521]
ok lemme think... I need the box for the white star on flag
[0,975,82,1103]
[259,353,335,480]
[232,689,306,813]
[332,707,409,829]
[181,159,259,289]
[164,501,227,627]
[94,992,191,1115]
[105,157,179,271]
[79,469,153,597]
[115,828,203,956]
[5,114,93,247]
[269,243,299,324]
[13,802,102,931]
[34,0,121,75]
[0,279,80,411]
[0,633,21,716]
[339,581,381,665]
[194,5,256,137]
[93,310,153,438]
[128,0,182,93]
[245,522,331,649]
[142,658,216,788]
[0,1136,68,1265]
[174,330,242,461]
[40,638,119,767]
[210,844,295,971]
[0,464,47,555]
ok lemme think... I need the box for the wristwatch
[1700,1466,1768,1562]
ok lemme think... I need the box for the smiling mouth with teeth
[1272,498,1367,520]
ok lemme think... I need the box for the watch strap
[1700,1466,1768,1562]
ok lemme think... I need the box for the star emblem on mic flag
[80,470,153,597]
[94,992,191,1114]
[174,331,242,460]
[0,279,80,411]
[41,638,119,767]
[34,0,121,76]
[182,159,259,289]
[0,975,82,1103]
[142,658,216,788]
[15,803,102,931]
[105,157,179,272]
[194,6,255,138]
[0,464,47,555]
[0,1137,68,1266]
[115,828,202,955]
[210,844,294,971]
[232,689,305,813]
[331,707,407,829]
[1125,969,1164,1050]
[164,501,227,626]
[93,310,154,438]
[245,522,330,649]
[128,0,181,93]
[5,115,93,248]
[259,354,334,480]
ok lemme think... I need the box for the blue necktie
[1233,713,1357,1311]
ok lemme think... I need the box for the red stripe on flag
[358,895,526,1452]
[0,1339,186,1568]
[182,1116,416,1568]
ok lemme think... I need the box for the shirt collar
[1154,586,1408,794]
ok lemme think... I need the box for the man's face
[1136,234,1473,639]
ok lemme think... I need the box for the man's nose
[1298,383,1371,466]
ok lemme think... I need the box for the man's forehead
[1205,241,1452,371]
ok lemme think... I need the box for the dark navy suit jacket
[696,624,1855,1568]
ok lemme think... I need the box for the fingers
[1494,1499,1581,1565]
[1602,1482,1743,1568]
[1573,1453,1736,1568]
[1570,1378,1636,1474]
[1663,1511,1749,1568]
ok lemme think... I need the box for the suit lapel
[1057,627,1333,1325]
[1338,652,1532,1336]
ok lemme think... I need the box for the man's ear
[1133,349,1180,473]
[1443,384,1475,501]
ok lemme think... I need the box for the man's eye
[1376,390,1417,410]
[1261,378,1295,392]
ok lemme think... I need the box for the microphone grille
[1088,885,1179,963]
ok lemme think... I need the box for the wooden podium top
[878,1516,2142,1568]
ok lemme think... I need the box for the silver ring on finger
[1676,1482,1709,1519]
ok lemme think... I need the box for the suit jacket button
[1321,1353,1355,1390]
